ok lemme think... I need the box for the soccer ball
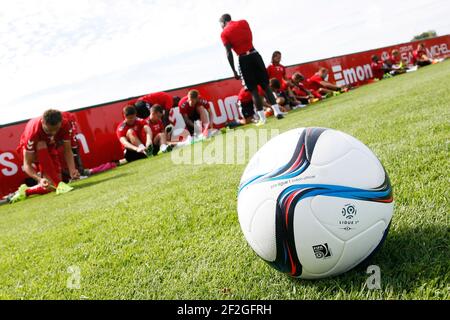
[237,128,394,279]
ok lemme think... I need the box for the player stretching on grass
[178,90,213,138]
[147,105,173,155]
[8,109,79,203]
[219,13,285,125]
[116,105,153,162]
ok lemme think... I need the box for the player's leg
[196,106,210,134]
[252,54,285,119]
[22,143,61,197]
[126,128,144,147]
[36,141,62,187]
[240,101,257,125]
[239,55,266,125]
[124,149,147,162]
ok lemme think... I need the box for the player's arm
[224,43,240,80]
[63,140,80,180]
[120,136,139,152]
[207,108,214,129]
[23,151,41,182]
[23,150,51,188]
[182,113,195,129]
[143,125,153,149]
[320,81,341,91]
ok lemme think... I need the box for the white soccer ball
[237,128,394,279]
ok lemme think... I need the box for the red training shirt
[306,74,324,91]
[238,86,265,104]
[178,96,210,115]
[18,116,71,154]
[116,119,148,148]
[371,60,385,80]
[148,119,164,139]
[220,20,254,56]
[138,92,173,111]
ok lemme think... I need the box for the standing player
[116,105,153,162]
[9,109,79,203]
[147,105,172,155]
[178,89,213,137]
[219,13,285,125]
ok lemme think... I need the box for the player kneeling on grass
[116,105,153,162]
[147,105,173,155]
[8,109,79,203]
[178,90,213,138]
[234,85,268,126]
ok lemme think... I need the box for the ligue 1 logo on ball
[342,204,357,219]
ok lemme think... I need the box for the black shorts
[187,109,201,122]
[240,101,255,118]
[124,149,147,162]
[151,144,160,156]
[238,51,269,91]
[417,60,431,67]
[185,110,201,135]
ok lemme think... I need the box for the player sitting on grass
[370,54,392,80]
[290,72,320,105]
[412,43,432,67]
[147,105,173,155]
[178,90,213,138]
[116,105,153,162]
[269,78,304,111]
[8,109,79,203]
[386,49,408,75]
[307,67,347,97]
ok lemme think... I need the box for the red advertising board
[1,35,449,197]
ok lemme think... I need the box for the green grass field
[0,61,449,300]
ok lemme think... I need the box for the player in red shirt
[178,89,213,137]
[267,51,288,89]
[386,49,407,75]
[269,78,305,111]
[9,109,80,203]
[307,67,344,96]
[116,105,153,163]
[290,72,320,104]
[219,14,285,125]
[147,105,172,155]
[412,43,431,67]
[237,86,268,125]
[135,92,180,125]
[370,54,391,80]
[267,51,298,106]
